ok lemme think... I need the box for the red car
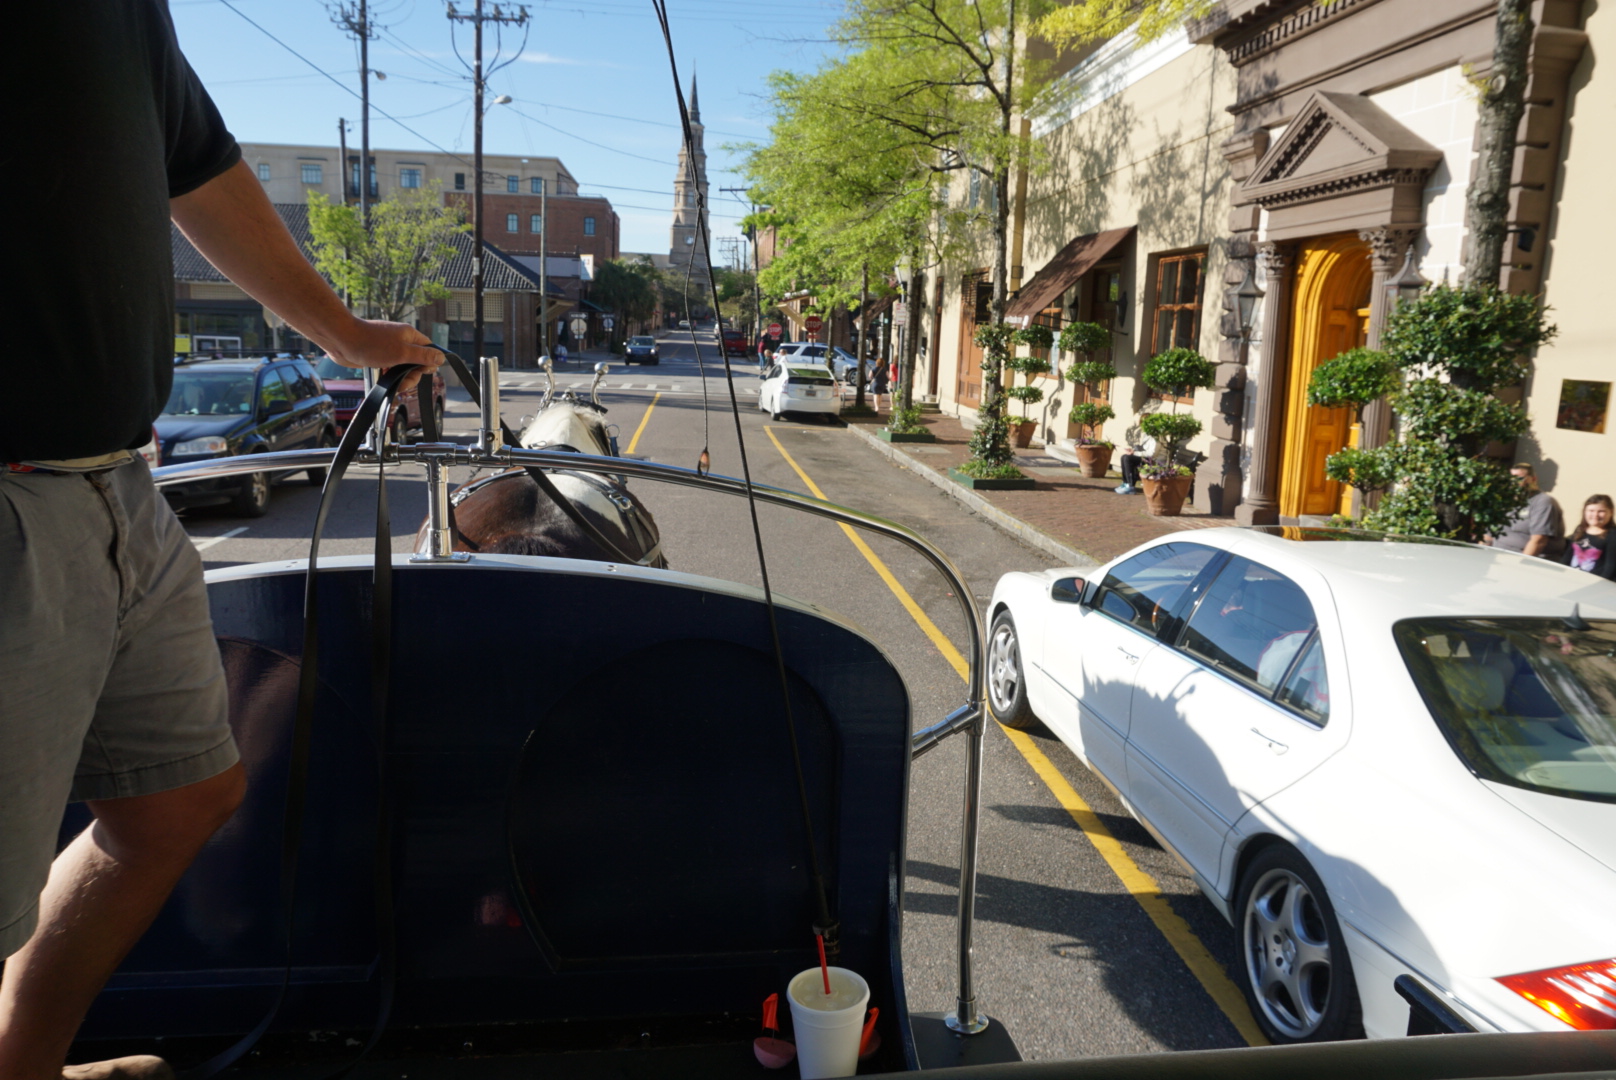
[720,329,749,358]
[313,355,447,439]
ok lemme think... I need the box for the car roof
[1150,527,1616,624]
[175,360,274,373]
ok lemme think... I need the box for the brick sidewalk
[843,409,1235,565]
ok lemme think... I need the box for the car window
[164,370,255,415]
[1094,543,1220,637]
[1275,631,1330,723]
[287,361,319,400]
[1181,556,1321,697]
[258,370,293,412]
[312,356,356,381]
[787,367,834,385]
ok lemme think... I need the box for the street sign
[803,315,823,334]
[767,322,782,337]
[893,302,908,328]
[603,317,614,331]
[570,317,588,337]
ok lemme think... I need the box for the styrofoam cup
[787,965,870,1079]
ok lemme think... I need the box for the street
[178,330,1259,1060]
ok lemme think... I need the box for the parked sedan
[624,335,660,365]
[156,357,336,516]
[986,528,1616,1043]
[312,355,446,438]
[757,362,841,421]
[773,342,860,382]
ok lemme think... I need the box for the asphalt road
[178,330,1258,1061]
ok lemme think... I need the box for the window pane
[301,163,322,185]
[507,175,518,193]
[1158,260,1180,307]
[1174,309,1195,351]
[1156,309,1175,356]
[530,214,542,232]
[1276,633,1330,724]
[531,177,543,194]
[584,217,596,236]
[1182,557,1319,688]
[454,172,465,190]
[1178,257,1202,304]
[258,371,292,410]
[506,213,519,232]
[400,168,421,189]
[1098,543,1220,637]
[257,163,270,181]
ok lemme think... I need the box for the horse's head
[518,401,613,458]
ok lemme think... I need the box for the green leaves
[305,183,468,323]
[1007,385,1045,405]
[1065,359,1118,388]
[1396,380,1531,446]
[973,321,1016,358]
[1139,411,1202,463]
[1013,323,1054,350]
[1307,348,1398,416]
[1381,284,1557,392]
[1141,347,1216,395]
[1058,321,1111,357]
[1068,401,1115,434]
[888,404,926,434]
[1323,446,1398,495]
[1006,354,1052,376]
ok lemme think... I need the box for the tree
[590,257,660,345]
[1344,285,1557,541]
[305,183,467,323]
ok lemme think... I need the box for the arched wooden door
[1279,235,1372,520]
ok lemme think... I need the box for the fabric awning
[1007,226,1134,319]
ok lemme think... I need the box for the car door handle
[1251,728,1289,755]
[1117,646,1140,664]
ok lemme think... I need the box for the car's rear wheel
[986,611,1036,729]
[1237,844,1362,1043]
[231,463,271,518]
[391,408,408,445]
[432,399,445,435]
[306,433,335,486]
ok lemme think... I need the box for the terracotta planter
[1142,474,1193,516]
[1010,419,1037,448]
[1074,444,1113,479]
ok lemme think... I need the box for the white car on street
[758,362,842,421]
[986,527,1616,1043]
[773,342,860,382]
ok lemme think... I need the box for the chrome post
[540,354,555,408]
[945,702,990,1035]
[589,361,610,409]
[478,356,503,454]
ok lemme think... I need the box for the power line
[503,104,675,166]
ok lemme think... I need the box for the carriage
[72,355,1612,1078]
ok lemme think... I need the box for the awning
[1006,226,1134,319]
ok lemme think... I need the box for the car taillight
[1496,958,1616,1030]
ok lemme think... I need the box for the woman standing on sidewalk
[1562,493,1615,578]
[870,358,890,413]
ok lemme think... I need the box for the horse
[414,361,667,567]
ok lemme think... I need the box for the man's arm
[171,160,440,385]
[1523,534,1547,558]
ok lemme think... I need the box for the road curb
[844,423,1099,569]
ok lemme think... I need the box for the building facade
[925,0,1608,521]
[238,143,620,266]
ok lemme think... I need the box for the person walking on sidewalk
[870,358,891,413]
[1,6,438,1079]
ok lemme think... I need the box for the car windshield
[312,356,359,380]
[629,336,655,346]
[1395,617,1616,801]
[163,370,256,416]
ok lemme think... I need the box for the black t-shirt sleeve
[154,0,240,197]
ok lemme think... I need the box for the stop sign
[767,322,782,337]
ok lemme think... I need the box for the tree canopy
[305,183,467,323]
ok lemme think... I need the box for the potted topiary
[1067,401,1116,476]
[1006,325,1055,447]
[1306,347,1399,448]
[1137,347,1215,516]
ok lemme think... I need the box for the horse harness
[450,467,663,567]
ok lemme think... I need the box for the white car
[774,343,860,382]
[758,362,842,420]
[986,527,1616,1043]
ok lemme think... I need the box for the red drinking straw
[815,932,831,995]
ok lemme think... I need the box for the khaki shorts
[1,459,237,958]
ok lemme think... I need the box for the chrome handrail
[153,440,992,1034]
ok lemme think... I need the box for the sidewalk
[842,409,1235,568]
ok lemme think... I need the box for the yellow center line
[625,392,661,455]
[763,425,1268,1048]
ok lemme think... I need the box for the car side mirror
[265,399,292,416]
[1050,576,1084,604]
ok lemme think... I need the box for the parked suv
[156,357,337,517]
[312,355,446,439]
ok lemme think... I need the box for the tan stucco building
[920,0,1610,522]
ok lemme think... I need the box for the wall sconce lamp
[1390,248,1427,308]
[1235,262,1264,342]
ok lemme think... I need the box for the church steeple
[669,62,709,273]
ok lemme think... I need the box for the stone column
[1357,226,1419,453]
[1234,242,1294,527]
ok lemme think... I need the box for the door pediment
[1240,91,1442,239]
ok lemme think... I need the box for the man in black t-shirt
[0,5,441,1078]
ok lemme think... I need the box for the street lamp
[1390,247,1427,308]
[1235,260,1264,342]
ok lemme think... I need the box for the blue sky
[170,0,843,258]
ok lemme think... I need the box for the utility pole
[448,1,529,367]
[539,175,549,360]
[337,118,349,205]
[330,2,380,223]
[720,186,764,346]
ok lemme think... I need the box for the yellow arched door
[1279,235,1373,520]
